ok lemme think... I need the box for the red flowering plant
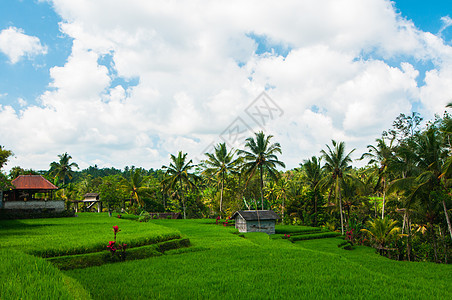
[283,234,291,239]
[107,225,127,261]
[345,229,355,245]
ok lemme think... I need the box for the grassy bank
[0,213,181,257]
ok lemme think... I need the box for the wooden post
[98,201,101,213]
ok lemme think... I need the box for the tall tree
[360,138,395,219]
[121,167,151,208]
[299,156,323,225]
[202,143,241,216]
[319,140,355,235]
[49,153,79,194]
[162,151,198,219]
[0,145,13,171]
[238,131,285,210]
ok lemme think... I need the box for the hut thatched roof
[231,210,280,221]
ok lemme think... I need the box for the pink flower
[287,235,290,238]
[113,226,120,234]
[107,241,117,252]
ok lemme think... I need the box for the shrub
[138,211,151,222]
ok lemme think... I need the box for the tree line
[1,110,452,263]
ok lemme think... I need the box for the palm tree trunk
[220,172,224,217]
[442,198,452,241]
[337,178,344,235]
[259,166,264,210]
[406,211,411,261]
[314,191,318,226]
[282,195,286,223]
[381,179,386,219]
[179,177,186,219]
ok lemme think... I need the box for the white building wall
[3,201,65,212]
[235,216,247,232]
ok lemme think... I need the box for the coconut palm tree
[361,217,401,254]
[202,142,241,217]
[49,153,79,193]
[360,138,395,219]
[299,156,323,225]
[121,167,151,208]
[319,140,355,235]
[238,131,285,210]
[161,151,198,219]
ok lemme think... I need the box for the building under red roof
[12,175,58,190]
[3,175,58,202]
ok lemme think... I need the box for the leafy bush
[138,211,151,222]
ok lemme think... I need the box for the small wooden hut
[72,193,101,213]
[230,210,280,234]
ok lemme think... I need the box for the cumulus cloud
[0,27,47,64]
[1,0,452,171]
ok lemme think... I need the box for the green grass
[2,215,451,299]
[66,219,452,299]
[0,213,181,257]
[275,225,322,234]
[48,238,190,270]
[0,249,91,299]
[289,231,341,241]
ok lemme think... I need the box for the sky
[0,0,451,172]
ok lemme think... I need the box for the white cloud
[0,27,47,64]
[439,16,452,35]
[1,0,452,171]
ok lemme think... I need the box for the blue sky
[0,0,451,171]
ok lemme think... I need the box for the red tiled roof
[12,175,58,190]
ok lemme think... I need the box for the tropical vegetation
[1,111,452,264]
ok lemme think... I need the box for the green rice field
[1,214,451,299]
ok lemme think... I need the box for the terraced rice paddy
[1,214,451,299]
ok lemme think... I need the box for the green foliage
[49,152,79,187]
[138,211,151,222]
[361,217,401,249]
[0,145,13,170]
[98,175,123,212]
[162,151,198,219]
[238,131,285,210]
